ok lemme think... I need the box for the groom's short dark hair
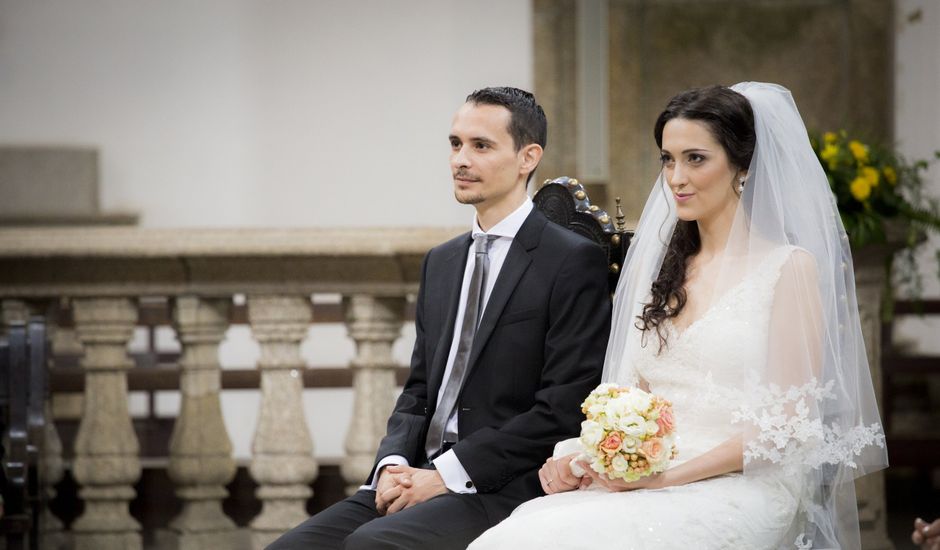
[466,87,547,152]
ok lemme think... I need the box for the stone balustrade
[0,224,895,549]
[0,226,461,550]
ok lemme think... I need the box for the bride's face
[660,118,742,224]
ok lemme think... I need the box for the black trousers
[266,489,502,550]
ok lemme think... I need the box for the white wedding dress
[469,247,802,550]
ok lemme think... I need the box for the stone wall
[0,1,533,228]
[535,0,894,221]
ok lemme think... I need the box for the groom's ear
[519,143,543,178]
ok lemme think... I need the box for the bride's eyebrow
[659,147,711,155]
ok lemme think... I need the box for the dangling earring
[737,176,746,194]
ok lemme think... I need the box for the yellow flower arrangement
[849,140,870,164]
[860,166,880,187]
[883,166,897,186]
[850,176,872,201]
[811,130,940,272]
[820,143,840,170]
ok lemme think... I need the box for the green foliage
[810,130,940,291]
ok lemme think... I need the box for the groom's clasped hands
[374,465,447,516]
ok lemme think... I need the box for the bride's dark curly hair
[636,86,756,350]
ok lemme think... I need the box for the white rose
[620,415,647,437]
[611,454,630,472]
[634,392,652,412]
[623,390,652,413]
[645,420,660,435]
[619,391,638,409]
[587,402,605,419]
[604,397,629,420]
[580,420,605,448]
[621,436,639,454]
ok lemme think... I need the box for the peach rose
[639,438,665,461]
[655,406,674,437]
[599,432,623,455]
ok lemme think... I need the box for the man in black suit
[269,87,610,549]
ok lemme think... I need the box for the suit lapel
[428,233,471,406]
[462,209,546,384]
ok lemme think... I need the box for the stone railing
[0,226,461,550]
[0,225,896,549]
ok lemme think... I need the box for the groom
[268,87,611,549]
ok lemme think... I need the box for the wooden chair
[533,176,632,293]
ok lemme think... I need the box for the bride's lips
[674,192,694,202]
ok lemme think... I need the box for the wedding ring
[547,479,553,485]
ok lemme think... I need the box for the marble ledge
[0,226,466,258]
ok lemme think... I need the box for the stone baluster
[341,295,404,494]
[2,299,69,550]
[167,296,238,549]
[247,295,318,550]
[70,298,142,550]
[39,303,68,550]
[39,402,67,550]
[0,298,29,327]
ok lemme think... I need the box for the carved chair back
[533,177,633,293]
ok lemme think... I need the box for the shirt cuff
[433,449,477,494]
[359,455,409,491]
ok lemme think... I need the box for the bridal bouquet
[577,384,677,482]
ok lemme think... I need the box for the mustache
[454,170,480,181]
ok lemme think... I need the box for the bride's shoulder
[750,245,818,289]
[779,245,817,275]
[766,245,820,292]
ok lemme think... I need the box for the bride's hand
[538,453,583,495]
[577,461,666,492]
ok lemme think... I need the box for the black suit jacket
[372,208,611,510]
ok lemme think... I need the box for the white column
[70,298,142,550]
[168,296,238,550]
[247,295,318,550]
[341,295,404,494]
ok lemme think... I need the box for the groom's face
[449,103,528,207]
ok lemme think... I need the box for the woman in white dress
[469,82,888,549]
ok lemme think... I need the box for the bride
[469,82,888,549]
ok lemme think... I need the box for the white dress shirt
[364,197,534,494]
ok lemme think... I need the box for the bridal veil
[603,82,888,548]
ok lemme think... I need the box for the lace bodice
[632,247,792,464]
